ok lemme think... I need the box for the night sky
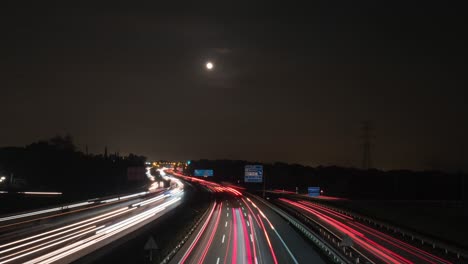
[1,2,467,171]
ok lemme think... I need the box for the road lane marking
[216,257,220,264]
[250,234,253,242]
[178,202,216,264]
[225,221,228,227]
[244,212,247,217]
[247,221,250,227]
[222,234,225,243]
[227,213,229,217]
[232,208,238,264]
[268,220,299,264]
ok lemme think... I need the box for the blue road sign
[245,165,263,183]
[308,187,320,197]
[194,169,213,177]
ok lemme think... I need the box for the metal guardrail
[247,194,351,264]
[298,196,468,261]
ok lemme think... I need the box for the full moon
[206,62,214,70]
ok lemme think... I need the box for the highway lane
[0,191,152,241]
[248,196,327,263]
[0,176,185,264]
[278,198,454,264]
[170,188,326,264]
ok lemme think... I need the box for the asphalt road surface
[171,192,325,264]
[278,198,454,264]
[0,177,184,264]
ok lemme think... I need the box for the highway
[7,167,455,264]
[0,173,184,264]
[170,174,325,264]
[278,198,454,264]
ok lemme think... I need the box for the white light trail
[0,226,101,264]
[66,202,91,209]
[0,207,129,250]
[25,197,181,264]
[0,170,185,264]
[0,190,147,222]
[119,192,148,200]
[101,198,119,203]
[20,192,62,195]
[0,226,97,260]
[132,194,166,207]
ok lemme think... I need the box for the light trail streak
[198,203,223,264]
[281,198,412,264]
[0,191,149,223]
[179,202,217,264]
[247,198,298,264]
[0,207,62,222]
[248,214,258,264]
[0,225,101,264]
[298,200,354,221]
[222,217,232,264]
[349,222,451,264]
[66,202,92,209]
[119,191,148,200]
[0,169,184,264]
[231,208,238,264]
[239,209,252,264]
[101,198,119,203]
[0,207,129,250]
[242,198,261,228]
[132,193,166,207]
[0,226,97,261]
[299,199,451,263]
[20,192,62,195]
[24,197,181,264]
[257,213,278,264]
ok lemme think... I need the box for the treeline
[188,159,467,200]
[0,135,147,198]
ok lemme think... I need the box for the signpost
[308,187,320,197]
[194,169,214,177]
[245,165,265,197]
[144,236,159,263]
[244,165,263,182]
